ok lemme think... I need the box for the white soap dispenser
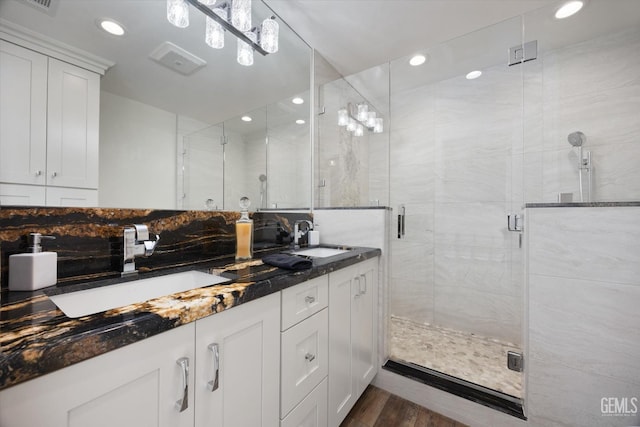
[9,233,57,291]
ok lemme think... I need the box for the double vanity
[0,245,380,427]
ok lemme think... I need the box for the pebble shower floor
[389,316,522,398]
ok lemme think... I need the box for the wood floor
[340,385,468,427]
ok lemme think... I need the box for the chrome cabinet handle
[354,276,361,298]
[360,273,367,295]
[305,353,316,362]
[305,295,315,304]
[176,357,189,412]
[35,170,42,177]
[207,343,220,392]
[51,171,57,178]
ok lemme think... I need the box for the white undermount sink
[48,270,230,318]
[291,247,350,258]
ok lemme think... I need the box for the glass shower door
[387,16,525,403]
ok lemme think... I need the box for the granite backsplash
[0,207,312,290]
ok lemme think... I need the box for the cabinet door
[195,292,280,427]
[353,258,378,397]
[0,324,195,427]
[0,40,47,185]
[0,183,46,206]
[46,186,98,207]
[46,58,99,189]
[327,264,359,427]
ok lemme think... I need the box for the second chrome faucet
[122,224,160,276]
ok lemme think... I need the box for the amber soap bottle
[235,196,253,261]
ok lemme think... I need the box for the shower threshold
[383,359,526,420]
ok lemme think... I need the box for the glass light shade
[205,8,227,49]
[338,108,349,126]
[231,0,251,31]
[260,17,279,53]
[366,111,377,128]
[355,124,364,137]
[373,118,383,133]
[357,103,369,122]
[167,0,189,28]
[347,118,357,132]
[237,31,256,66]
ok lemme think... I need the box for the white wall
[99,91,177,209]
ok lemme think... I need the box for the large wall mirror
[0,0,311,211]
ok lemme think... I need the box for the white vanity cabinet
[280,275,329,427]
[328,257,379,427]
[0,323,196,427]
[0,40,99,206]
[194,292,281,427]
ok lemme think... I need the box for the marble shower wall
[521,26,640,203]
[389,59,523,344]
[526,206,640,426]
[0,207,310,289]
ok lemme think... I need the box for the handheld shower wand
[567,131,591,202]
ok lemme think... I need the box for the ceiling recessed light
[241,116,252,122]
[98,19,125,36]
[296,119,305,125]
[466,70,482,80]
[292,97,304,105]
[409,54,427,66]
[555,1,584,19]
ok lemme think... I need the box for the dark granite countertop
[0,245,381,391]
[525,201,640,208]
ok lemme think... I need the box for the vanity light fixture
[466,70,482,80]
[295,119,305,125]
[98,19,125,36]
[555,1,584,19]
[241,115,252,122]
[338,102,384,135]
[409,54,427,66]
[168,0,280,66]
[292,97,304,105]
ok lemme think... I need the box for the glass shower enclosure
[386,15,526,408]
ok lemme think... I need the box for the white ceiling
[264,0,556,76]
[4,0,639,129]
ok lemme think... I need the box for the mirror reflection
[0,0,311,210]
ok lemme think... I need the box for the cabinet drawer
[281,275,328,331]
[281,378,327,427]
[281,308,328,418]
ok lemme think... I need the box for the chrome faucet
[292,220,313,250]
[122,224,160,276]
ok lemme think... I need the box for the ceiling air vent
[149,42,206,76]
[19,0,58,16]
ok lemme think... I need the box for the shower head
[259,174,267,182]
[567,131,586,147]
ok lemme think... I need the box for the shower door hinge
[507,213,523,232]
[507,351,524,372]
[508,40,538,66]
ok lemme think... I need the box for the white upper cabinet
[0,40,100,200]
[46,58,100,189]
[0,40,48,186]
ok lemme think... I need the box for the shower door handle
[507,213,523,232]
[397,205,406,239]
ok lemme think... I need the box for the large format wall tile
[528,207,640,285]
[433,286,521,344]
[434,201,510,249]
[527,358,640,427]
[529,274,640,382]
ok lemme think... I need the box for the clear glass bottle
[235,196,253,261]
